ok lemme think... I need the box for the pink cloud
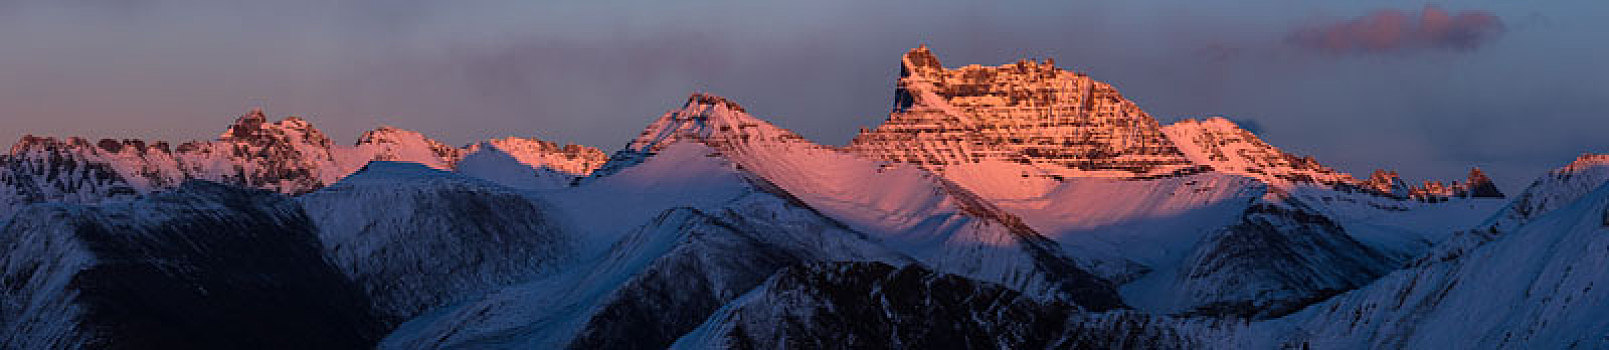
[1288,6,1505,54]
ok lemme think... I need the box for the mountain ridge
[4,45,1595,349]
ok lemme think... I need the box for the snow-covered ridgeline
[0,109,607,219]
[298,161,574,323]
[602,93,1126,309]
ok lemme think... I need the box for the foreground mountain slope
[298,161,574,323]
[381,142,912,349]
[939,159,1395,318]
[1483,154,1609,232]
[674,262,1219,349]
[0,181,382,348]
[1262,156,1609,348]
[609,93,1125,309]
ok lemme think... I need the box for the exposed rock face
[1359,167,1507,201]
[182,110,346,194]
[850,46,1195,178]
[1464,167,1504,198]
[0,181,383,348]
[1363,170,1413,197]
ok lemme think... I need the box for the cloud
[1287,6,1505,54]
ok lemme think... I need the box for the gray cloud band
[1287,6,1505,54]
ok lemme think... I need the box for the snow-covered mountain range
[4,46,1603,349]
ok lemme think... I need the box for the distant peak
[227,109,270,136]
[684,93,746,113]
[624,93,804,154]
[8,135,65,155]
[1465,167,1504,198]
[357,125,421,141]
[217,109,332,147]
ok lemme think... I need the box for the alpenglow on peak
[850,46,1196,179]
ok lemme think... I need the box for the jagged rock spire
[222,108,271,141]
[855,45,1195,178]
[1464,167,1504,198]
[1364,170,1411,197]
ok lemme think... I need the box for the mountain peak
[217,109,332,148]
[684,92,746,114]
[855,46,1194,178]
[1364,169,1412,197]
[1465,167,1504,198]
[356,125,432,145]
[900,45,943,78]
[223,109,271,140]
[8,134,65,155]
[626,93,802,154]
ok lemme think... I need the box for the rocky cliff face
[850,46,1196,178]
[1364,167,1506,201]
[1363,170,1413,197]
[590,93,1127,310]
[1463,167,1505,198]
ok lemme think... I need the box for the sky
[0,1,1604,192]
